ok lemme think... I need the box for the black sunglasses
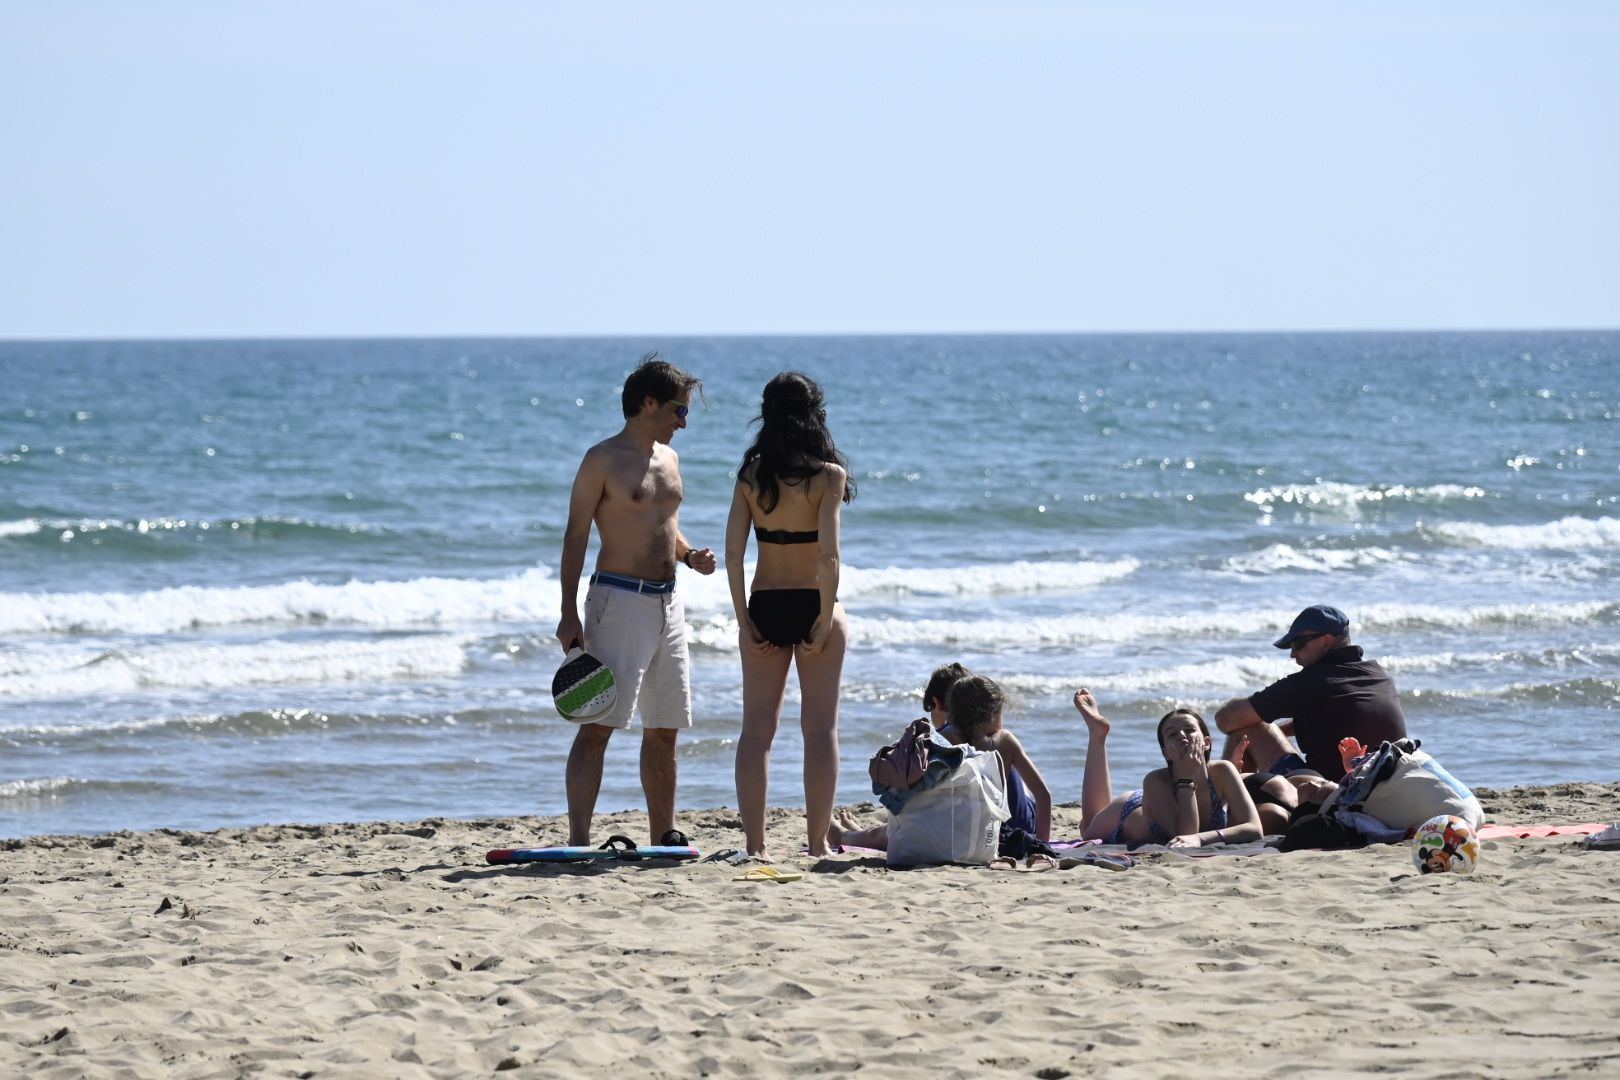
[1288,632,1327,651]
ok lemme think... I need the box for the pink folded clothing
[1476,823,1607,839]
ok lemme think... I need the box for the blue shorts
[1265,752,1321,778]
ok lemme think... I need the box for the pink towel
[1476,823,1607,839]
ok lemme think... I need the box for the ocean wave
[0,776,169,800]
[1244,481,1488,517]
[0,706,547,743]
[1426,516,1620,550]
[0,514,401,552]
[1407,676,1620,707]
[0,557,1138,637]
[1387,642,1620,675]
[0,776,79,797]
[0,570,564,635]
[1223,544,1409,575]
[842,558,1139,597]
[837,599,1618,650]
[0,635,471,699]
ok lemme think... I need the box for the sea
[2,332,1616,839]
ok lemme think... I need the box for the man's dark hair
[923,662,972,713]
[621,352,703,419]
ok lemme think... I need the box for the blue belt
[591,571,676,595]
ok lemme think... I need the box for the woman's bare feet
[1073,688,1110,736]
[827,807,863,849]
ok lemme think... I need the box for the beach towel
[1476,823,1607,839]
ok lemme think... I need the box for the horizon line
[3,325,1618,347]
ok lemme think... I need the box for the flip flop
[1059,850,1134,872]
[733,866,804,884]
[700,848,749,865]
[1587,823,1620,851]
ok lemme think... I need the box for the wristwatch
[681,549,694,569]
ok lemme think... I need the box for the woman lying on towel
[1074,688,1262,848]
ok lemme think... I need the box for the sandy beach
[3,782,1617,1079]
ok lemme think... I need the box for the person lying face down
[829,670,1053,851]
[1075,689,1263,848]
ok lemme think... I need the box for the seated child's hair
[946,675,1005,742]
[923,662,973,713]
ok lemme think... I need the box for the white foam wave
[993,658,1296,697]
[0,570,565,636]
[842,559,1139,597]
[1244,482,1487,517]
[839,599,1616,650]
[1428,516,1620,550]
[0,636,471,699]
[0,776,79,798]
[0,518,42,538]
[0,558,1138,637]
[1223,544,1407,575]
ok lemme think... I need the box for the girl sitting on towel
[1074,688,1262,848]
[830,673,1052,850]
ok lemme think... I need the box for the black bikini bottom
[748,589,822,647]
[1244,772,1294,811]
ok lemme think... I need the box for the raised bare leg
[566,723,615,845]
[1074,688,1116,828]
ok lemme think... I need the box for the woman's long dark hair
[739,371,856,512]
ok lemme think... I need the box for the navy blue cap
[1273,604,1350,649]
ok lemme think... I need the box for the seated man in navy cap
[1215,604,1408,781]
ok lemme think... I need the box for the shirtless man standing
[556,354,716,846]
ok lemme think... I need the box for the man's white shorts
[581,582,692,730]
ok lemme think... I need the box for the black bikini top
[754,525,818,545]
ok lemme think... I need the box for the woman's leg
[828,807,887,852]
[736,638,793,856]
[794,607,847,856]
[1074,689,1117,830]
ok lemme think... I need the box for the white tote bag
[886,746,1011,867]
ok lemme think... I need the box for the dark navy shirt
[1249,644,1408,777]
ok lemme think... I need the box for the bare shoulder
[1142,766,1172,794]
[812,462,847,498]
[1210,759,1246,792]
[991,727,1024,752]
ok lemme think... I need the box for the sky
[2,2,1617,339]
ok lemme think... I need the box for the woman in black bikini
[726,372,855,857]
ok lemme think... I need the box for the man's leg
[566,723,615,846]
[638,592,691,844]
[1223,721,1295,774]
[641,728,678,844]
